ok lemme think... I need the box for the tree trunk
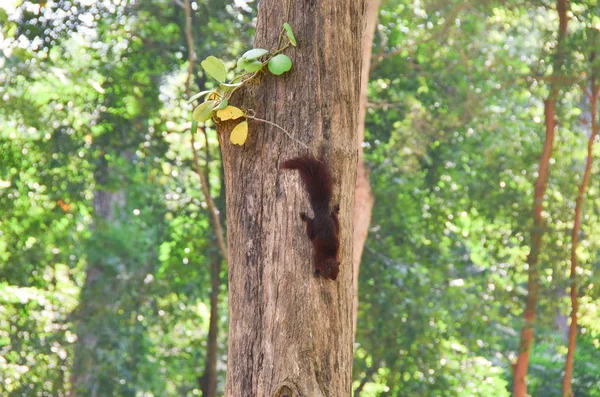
[70,166,127,396]
[199,255,222,397]
[198,133,225,397]
[512,99,556,397]
[513,1,568,395]
[197,139,226,397]
[218,1,364,395]
[352,0,379,339]
[562,62,599,397]
[183,1,228,392]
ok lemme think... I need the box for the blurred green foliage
[1,0,599,396]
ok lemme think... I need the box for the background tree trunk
[512,99,556,397]
[513,1,568,395]
[197,147,226,397]
[352,0,379,338]
[182,2,228,393]
[218,1,365,395]
[198,254,221,397]
[70,181,126,397]
[562,62,599,397]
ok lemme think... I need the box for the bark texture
[513,1,568,395]
[218,1,365,396]
[562,62,599,397]
[352,0,379,337]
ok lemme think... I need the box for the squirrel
[282,155,340,280]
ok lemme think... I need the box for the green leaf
[192,100,217,122]
[283,23,297,46]
[215,98,229,110]
[268,54,292,75]
[237,58,263,73]
[187,90,215,103]
[0,9,8,25]
[220,82,243,91]
[201,56,227,82]
[5,22,17,39]
[242,48,269,60]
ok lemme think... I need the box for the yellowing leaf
[217,106,245,121]
[207,92,220,100]
[230,121,248,145]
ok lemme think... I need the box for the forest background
[1,0,600,396]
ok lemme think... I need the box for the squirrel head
[322,258,340,280]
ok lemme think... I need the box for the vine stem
[246,115,308,149]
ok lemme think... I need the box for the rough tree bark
[562,55,599,397]
[352,0,379,338]
[217,1,365,395]
[513,1,568,395]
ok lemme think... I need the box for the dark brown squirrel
[282,155,340,280]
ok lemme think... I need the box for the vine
[189,23,301,147]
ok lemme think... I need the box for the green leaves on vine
[200,56,227,83]
[189,23,296,146]
[283,23,296,46]
[242,48,269,60]
[268,54,292,75]
[192,100,217,122]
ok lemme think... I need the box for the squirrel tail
[282,155,333,213]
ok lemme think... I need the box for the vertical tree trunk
[218,1,364,395]
[512,99,556,397]
[197,141,226,397]
[191,128,227,397]
[198,254,222,397]
[197,134,225,397]
[352,0,379,338]
[513,1,568,395]
[196,156,224,397]
[70,166,126,396]
[562,62,599,397]
[183,1,228,393]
